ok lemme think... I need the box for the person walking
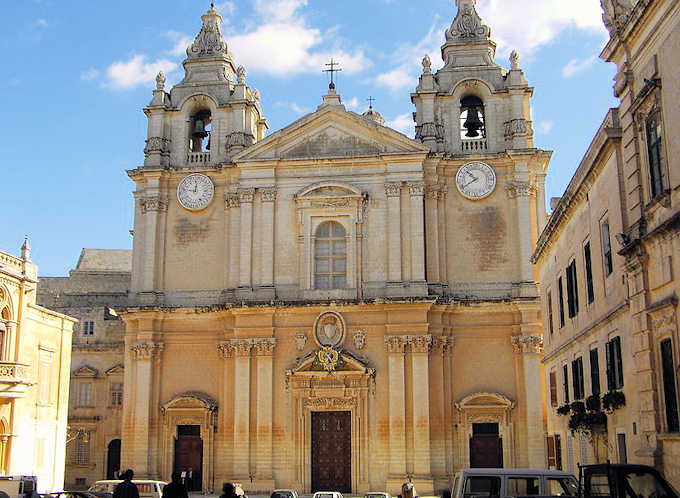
[114,470,139,498]
[162,472,188,498]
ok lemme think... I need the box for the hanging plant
[557,404,571,416]
[571,401,586,414]
[602,390,626,413]
[586,394,601,412]
[568,411,607,436]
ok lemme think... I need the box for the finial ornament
[252,88,260,102]
[323,58,342,91]
[446,0,491,42]
[422,54,432,74]
[236,65,246,84]
[155,71,166,91]
[21,236,31,261]
[187,5,228,59]
[509,50,520,70]
[600,0,634,36]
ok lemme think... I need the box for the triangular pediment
[234,105,430,162]
[289,348,374,376]
[105,364,124,376]
[73,365,98,378]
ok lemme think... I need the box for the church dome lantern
[361,98,385,126]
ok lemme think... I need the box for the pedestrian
[219,483,238,498]
[186,468,194,492]
[401,482,418,498]
[162,472,188,498]
[114,469,140,498]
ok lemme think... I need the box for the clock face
[177,173,215,211]
[455,162,496,200]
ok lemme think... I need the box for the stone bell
[463,107,483,138]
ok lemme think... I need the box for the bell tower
[412,0,534,155]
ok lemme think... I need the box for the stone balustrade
[186,152,211,165]
[0,362,31,398]
[461,138,488,152]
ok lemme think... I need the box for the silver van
[451,469,578,498]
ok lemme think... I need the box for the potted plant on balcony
[602,390,626,413]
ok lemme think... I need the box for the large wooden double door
[174,425,203,491]
[311,411,351,493]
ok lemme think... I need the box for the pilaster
[231,338,252,478]
[384,336,407,480]
[425,186,441,286]
[254,339,276,484]
[506,175,537,286]
[238,188,255,289]
[227,193,241,289]
[385,183,403,283]
[260,188,277,289]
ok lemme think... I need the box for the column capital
[434,336,455,355]
[385,335,406,353]
[260,187,277,202]
[505,181,536,199]
[229,337,277,357]
[253,337,277,356]
[238,188,256,204]
[225,192,240,209]
[129,341,165,360]
[511,333,543,354]
[407,181,426,197]
[425,185,440,200]
[385,334,433,353]
[217,341,233,359]
[141,196,168,214]
[384,182,402,198]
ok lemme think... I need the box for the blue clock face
[456,162,496,200]
[177,173,214,210]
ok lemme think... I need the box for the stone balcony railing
[0,362,31,398]
[461,138,488,152]
[0,251,23,275]
[186,152,211,165]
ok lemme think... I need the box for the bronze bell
[463,108,483,138]
[193,118,208,139]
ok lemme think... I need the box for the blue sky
[0,0,618,276]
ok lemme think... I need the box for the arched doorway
[107,439,121,479]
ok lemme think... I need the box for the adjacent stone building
[0,241,75,492]
[40,0,552,493]
[534,0,680,486]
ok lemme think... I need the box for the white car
[88,480,168,498]
[312,492,343,498]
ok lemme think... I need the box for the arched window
[314,222,347,290]
[460,96,486,140]
[190,110,212,153]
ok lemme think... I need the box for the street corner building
[0,241,75,492]
[38,0,552,494]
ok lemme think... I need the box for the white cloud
[275,101,312,114]
[561,55,598,78]
[36,18,48,27]
[7,78,22,87]
[387,113,415,136]
[214,2,236,16]
[165,30,193,57]
[104,55,177,90]
[535,120,554,135]
[80,68,100,81]
[345,97,361,110]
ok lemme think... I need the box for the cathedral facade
[43,0,552,493]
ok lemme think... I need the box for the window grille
[314,222,347,290]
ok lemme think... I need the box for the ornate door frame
[286,351,374,493]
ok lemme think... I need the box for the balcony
[186,152,211,165]
[461,138,488,152]
[0,362,31,398]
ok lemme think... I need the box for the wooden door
[470,423,503,468]
[106,439,121,479]
[311,411,351,493]
[174,425,203,491]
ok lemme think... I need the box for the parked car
[312,492,343,498]
[364,492,392,498]
[271,490,298,498]
[451,468,578,498]
[45,492,112,498]
[578,463,678,498]
[88,481,167,498]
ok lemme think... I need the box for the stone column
[506,176,536,284]
[410,335,433,477]
[385,183,402,283]
[535,173,547,234]
[227,194,241,289]
[140,195,168,294]
[238,189,255,289]
[232,339,252,478]
[511,332,544,468]
[260,188,277,288]
[217,342,233,476]
[126,341,164,476]
[438,186,449,286]
[254,339,276,485]
[425,187,440,285]
[408,182,426,282]
[385,336,407,481]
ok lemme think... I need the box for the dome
[362,106,385,125]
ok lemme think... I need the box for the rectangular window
[606,336,624,390]
[563,364,570,404]
[549,371,558,407]
[566,260,579,318]
[555,434,562,470]
[558,277,565,328]
[646,112,665,198]
[617,433,627,463]
[601,220,613,277]
[584,242,595,303]
[74,432,90,465]
[547,436,556,469]
[590,348,601,396]
[82,321,95,336]
[110,383,123,407]
[547,291,554,335]
[78,383,93,407]
[572,357,585,400]
[661,339,679,432]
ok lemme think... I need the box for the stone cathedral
[41,0,552,494]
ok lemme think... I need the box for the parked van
[0,476,37,498]
[88,480,167,498]
[451,469,578,498]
